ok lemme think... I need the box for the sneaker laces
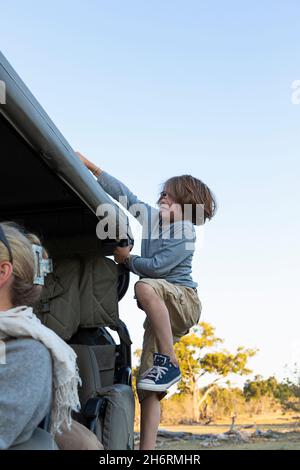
[145,365,168,381]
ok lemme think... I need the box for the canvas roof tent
[0,51,132,248]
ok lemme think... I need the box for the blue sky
[1,0,300,385]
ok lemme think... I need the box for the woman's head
[158,175,217,225]
[0,222,47,308]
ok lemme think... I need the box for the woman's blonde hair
[0,221,47,307]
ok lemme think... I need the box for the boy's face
[158,189,183,223]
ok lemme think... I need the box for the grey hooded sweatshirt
[97,171,198,289]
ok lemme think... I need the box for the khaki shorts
[135,278,202,403]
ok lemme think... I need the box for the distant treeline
[133,322,300,424]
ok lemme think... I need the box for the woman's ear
[0,261,13,288]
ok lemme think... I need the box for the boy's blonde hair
[158,175,217,225]
[0,221,47,307]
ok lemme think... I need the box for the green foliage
[201,386,244,419]
[244,375,294,402]
[133,323,300,423]
[174,322,257,394]
[278,370,300,412]
[161,384,280,424]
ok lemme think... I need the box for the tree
[132,348,142,390]
[244,375,291,402]
[243,374,300,414]
[174,322,257,422]
[282,364,300,412]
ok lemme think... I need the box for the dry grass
[158,432,300,451]
[135,412,300,450]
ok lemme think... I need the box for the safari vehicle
[0,51,135,450]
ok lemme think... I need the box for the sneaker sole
[137,375,181,392]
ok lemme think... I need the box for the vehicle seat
[71,343,135,450]
[35,241,135,450]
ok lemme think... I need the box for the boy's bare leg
[134,282,178,365]
[139,392,161,450]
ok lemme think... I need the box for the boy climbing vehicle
[76,151,217,450]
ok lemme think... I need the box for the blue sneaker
[137,353,181,392]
